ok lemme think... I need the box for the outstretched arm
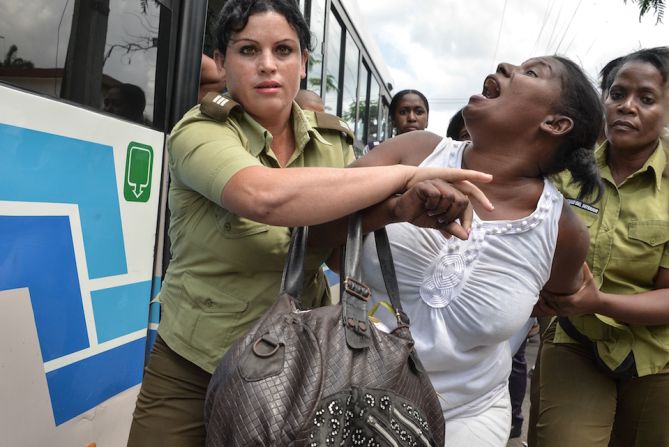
[541,265,669,325]
[224,131,492,228]
[594,268,669,325]
[538,201,669,325]
[223,163,492,227]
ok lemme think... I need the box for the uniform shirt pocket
[182,272,250,358]
[629,220,669,247]
[627,220,669,266]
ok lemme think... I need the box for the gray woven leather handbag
[204,214,445,446]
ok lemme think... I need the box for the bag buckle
[395,309,410,327]
[344,276,371,301]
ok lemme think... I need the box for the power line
[490,0,509,72]
[428,99,471,104]
[554,0,583,54]
[532,0,557,55]
[544,0,565,54]
[562,26,580,55]
[582,35,599,61]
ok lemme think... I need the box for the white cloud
[359,0,668,135]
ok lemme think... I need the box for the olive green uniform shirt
[552,141,669,376]
[158,96,355,373]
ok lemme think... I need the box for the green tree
[139,0,161,14]
[343,98,381,157]
[625,0,665,23]
[307,54,338,94]
[1,44,34,68]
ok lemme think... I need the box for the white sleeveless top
[361,138,563,420]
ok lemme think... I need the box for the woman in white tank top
[344,56,605,446]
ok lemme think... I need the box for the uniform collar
[649,139,668,191]
[598,140,666,192]
[240,113,271,158]
[292,102,332,150]
[239,101,331,160]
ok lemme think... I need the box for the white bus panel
[0,85,164,446]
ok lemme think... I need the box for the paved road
[506,333,540,447]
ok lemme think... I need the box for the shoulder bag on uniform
[204,214,445,446]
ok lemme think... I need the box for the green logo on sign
[123,142,153,202]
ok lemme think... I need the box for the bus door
[0,1,205,445]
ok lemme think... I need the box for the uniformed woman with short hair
[533,47,669,447]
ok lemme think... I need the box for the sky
[357,0,669,136]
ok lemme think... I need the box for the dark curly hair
[216,0,313,54]
[547,56,604,201]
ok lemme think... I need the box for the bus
[0,0,392,445]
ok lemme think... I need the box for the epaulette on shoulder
[200,92,243,122]
[312,111,355,144]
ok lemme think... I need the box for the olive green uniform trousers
[529,322,669,447]
[127,336,211,447]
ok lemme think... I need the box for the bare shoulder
[350,131,442,168]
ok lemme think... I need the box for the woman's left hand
[540,263,602,315]
[392,179,473,239]
[531,296,557,317]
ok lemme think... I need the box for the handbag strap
[279,226,308,301]
[280,215,369,337]
[373,228,410,327]
[374,227,426,372]
[340,212,373,349]
[279,217,407,353]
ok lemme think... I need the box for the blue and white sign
[0,85,165,446]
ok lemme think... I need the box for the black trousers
[509,338,528,432]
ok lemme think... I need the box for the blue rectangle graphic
[0,215,89,361]
[0,123,127,279]
[46,337,146,425]
[91,281,153,343]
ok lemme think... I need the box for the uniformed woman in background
[532,47,669,447]
[126,0,492,445]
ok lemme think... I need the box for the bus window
[379,99,389,141]
[0,0,170,130]
[341,32,360,135]
[323,9,342,114]
[367,77,380,142]
[306,0,326,96]
[356,62,370,143]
